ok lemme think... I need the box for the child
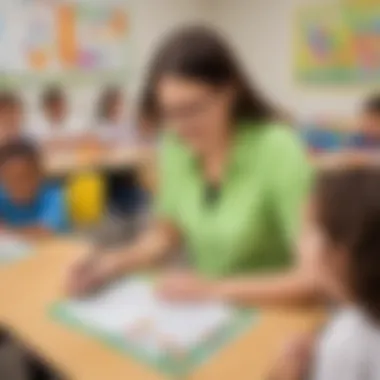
[347,93,380,149]
[0,91,25,144]
[96,86,135,144]
[94,86,146,217]
[270,167,380,380]
[28,86,84,144]
[0,140,69,237]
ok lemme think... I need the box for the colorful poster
[295,4,380,85]
[76,4,128,70]
[24,3,57,71]
[0,1,131,83]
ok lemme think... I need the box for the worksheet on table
[53,276,256,376]
[63,278,233,355]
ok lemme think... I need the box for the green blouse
[156,122,311,277]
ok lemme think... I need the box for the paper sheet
[64,278,233,356]
[0,235,31,263]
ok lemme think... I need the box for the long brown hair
[316,168,380,321]
[139,25,276,125]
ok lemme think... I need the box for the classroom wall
[206,0,376,120]
[24,0,209,128]
[23,0,371,126]
[129,0,210,97]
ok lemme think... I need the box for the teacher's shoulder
[158,131,193,171]
[160,131,191,156]
[250,122,306,165]
[259,122,303,152]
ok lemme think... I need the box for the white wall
[206,0,376,119]
[129,0,211,97]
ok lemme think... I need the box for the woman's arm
[100,221,181,275]
[211,270,319,307]
[214,226,322,306]
[158,243,322,307]
[158,220,323,306]
[66,221,181,296]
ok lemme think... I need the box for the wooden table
[0,240,323,380]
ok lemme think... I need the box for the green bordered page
[51,277,258,378]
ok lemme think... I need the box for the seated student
[347,92,380,149]
[0,91,25,144]
[0,140,68,238]
[269,167,380,380]
[95,86,135,144]
[137,87,161,142]
[28,86,87,146]
[94,86,146,217]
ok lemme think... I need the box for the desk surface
[0,240,323,380]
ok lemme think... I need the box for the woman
[66,26,317,305]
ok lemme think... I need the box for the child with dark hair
[270,167,380,380]
[29,85,85,143]
[0,140,68,237]
[96,86,133,142]
[42,86,66,124]
[95,86,145,219]
[310,167,380,380]
[0,91,25,144]
[347,93,380,149]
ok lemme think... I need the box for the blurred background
[1,0,378,124]
[0,0,379,379]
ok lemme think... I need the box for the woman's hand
[157,270,218,301]
[64,223,180,297]
[64,251,120,297]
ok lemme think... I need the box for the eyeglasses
[158,91,222,124]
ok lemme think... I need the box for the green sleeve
[154,134,183,221]
[267,128,313,247]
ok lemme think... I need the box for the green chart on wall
[294,3,380,85]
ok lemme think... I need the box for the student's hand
[267,333,315,380]
[65,251,120,297]
[157,270,217,301]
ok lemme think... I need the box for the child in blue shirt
[0,140,69,237]
[347,93,380,149]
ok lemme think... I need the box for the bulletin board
[0,0,132,87]
[294,2,380,85]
